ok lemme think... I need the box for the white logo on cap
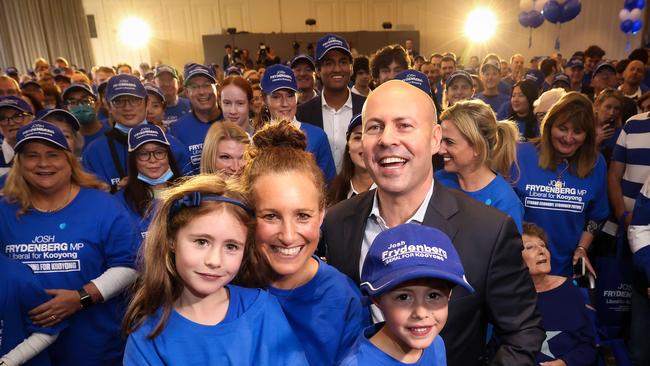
[24,123,55,138]
[270,70,293,83]
[322,36,343,48]
[381,240,448,265]
[403,74,423,86]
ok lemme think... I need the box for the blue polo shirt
[163,97,191,127]
[168,112,222,173]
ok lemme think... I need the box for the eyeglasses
[65,98,95,108]
[0,112,31,125]
[186,83,215,92]
[111,97,144,109]
[135,149,167,162]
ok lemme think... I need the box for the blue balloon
[636,0,646,9]
[519,11,531,27]
[560,0,581,22]
[632,19,643,33]
[625,0,638,10]
[543,0,562,23]
[621,19,634,33]
[529,11,545,28]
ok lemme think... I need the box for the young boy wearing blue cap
[339,223,474,365]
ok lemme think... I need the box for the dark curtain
[0,0,94,73]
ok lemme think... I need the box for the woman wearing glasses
[0,96,34,176]
[116,124,182,238]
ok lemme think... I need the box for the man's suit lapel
[423,183,460,241]
[342,191,374,283]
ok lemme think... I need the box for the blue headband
[169,192,253,217]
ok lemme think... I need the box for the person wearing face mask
[62,83,109,152]
[115,124,182,238]
[82,74,191,192]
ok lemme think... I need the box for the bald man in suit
[321,80,544,365]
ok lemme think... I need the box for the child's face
[174,208,247,300]
[375,278,451,351]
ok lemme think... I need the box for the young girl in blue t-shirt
[122,174,308,365]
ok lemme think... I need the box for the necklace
[555,159,569,189]
[32,184,74,213]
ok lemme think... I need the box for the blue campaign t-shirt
[338,323,447,366]
[163,97,191,127]
[82,125,191,187]
[0,256,67,366]
[168,112,221,173]
[475,93,510,114]
[268,257,370,366]
[114,189,155,240]
[299,122,336,184]
[535,279,597,365]
[512,142,610,276]
[0,188,140,365]
[436,170,524,232]
[124,286,308,365]
[82,123,110,153]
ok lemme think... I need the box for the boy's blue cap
[54,73,71,82]
[395,69,432,97]
[128,123,170,152]
[291,54,316,70]
[52,67,65,76]
[36,109,80,130]
[445,70,474,89]
[154,64,178,79]
[19,80,41,90]
[226,65,243,76]
[261,64,298,94]
[361,223,474,296]
[144,83,166,103]
[523,69,545,88]
[316,34,351,61]
[5,67,18,76]
[551,73,570,86]
[62,82,96,101]
[15,120,70,152]
[0,96,33,114]
[106,74,146,101]
[592,62,615,77]
[346,113,362,138]
[183,63,217,85]
[566,57,584,69]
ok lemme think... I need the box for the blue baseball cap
[36,109,80,130]
[14,120,70,152]
[154,64,178,79]
[592,62,616,77]
[226,65,243,76]
[481,58,501,73]
[106,74,146,102]
[261,64,298,94]
[291,54,316,70]
[128,123,170,152]
[316,34,351,61]
[62,82,96,101]
[524,69,545,89]
[183,63,217,85]
[566,57,584,69]
[346,113,362,138]
[19,80,41,90]
[144,83,166,103]
[361,223,474,297]
[445,70,474,89]
[5,67,18,77]
[0,96,33,114]
[395,69,432,97]
[551,73,570,87]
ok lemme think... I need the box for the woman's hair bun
[252,119,307,151]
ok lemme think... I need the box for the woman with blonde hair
[512,92,609,277]
[200,121,250,177]
[436,99,524,231]
[0,121,141,365]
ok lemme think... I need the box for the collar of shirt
[347,181,378,200]
[321,88,353,112]
[2,139,15,164]
[618,85,642,99]
[368,180,435,229]
[291,116,302,129]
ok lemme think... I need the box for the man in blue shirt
[168,63,222,173]
[62,83,109,151]
[476,58,509,114]
[153,65,190,127]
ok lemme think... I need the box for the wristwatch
[78,288,93,309]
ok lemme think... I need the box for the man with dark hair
[540,58,557,91]
[351,56,371,97]
[584,45,606,86]
[223,44,234,70]
[370,44,411,85]
[564,58,585,92]
[404,39,419,59]
[297,34,365,172]
[440,55,456,84]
